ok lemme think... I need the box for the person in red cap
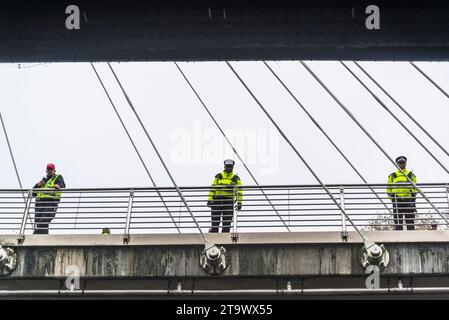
[32,163,66,234]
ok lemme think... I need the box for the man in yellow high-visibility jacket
[387,156,417,231]
[33,163,65,234]
[207,159,242,233]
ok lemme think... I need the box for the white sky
[0,61,448,189]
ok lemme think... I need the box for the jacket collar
[222,171,234,178]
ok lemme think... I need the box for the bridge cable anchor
[0,243,17,276]
[199,242,230,275]
[360,240,390,270]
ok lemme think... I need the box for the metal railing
[0,183,448,236]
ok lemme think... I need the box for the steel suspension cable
[0,111,34,229]
[107,62,209,242]
[410,62,449,100]
[174,62,291,232]
[300,61,449,227]
[0,112,23,190]
[354,62,449,159]
[225,61,367,242]
[340,61,449,175]
[90,63,180,234]
[263,61,393,215]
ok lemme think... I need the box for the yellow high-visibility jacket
[386,169,417,199]
[208,171,242,204]
[36,174,62,200]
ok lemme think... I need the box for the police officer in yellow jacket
[207,159,243,233]
[33,163,65,234]
[387,156,417,231]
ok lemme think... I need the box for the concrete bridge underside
[2,0,449,62]
[1,231,449,299]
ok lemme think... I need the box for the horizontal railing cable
[0,183,447,234]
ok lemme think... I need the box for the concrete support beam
[1,232,448,279]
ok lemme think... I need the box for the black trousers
[210,198,234,233]
[393,198,416,231]
[34,199,59,234]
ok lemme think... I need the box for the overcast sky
[0,61,448,189]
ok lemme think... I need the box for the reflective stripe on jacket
[36,175,62,200]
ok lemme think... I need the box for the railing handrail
[1,182,448,193]
[0,183,447,236]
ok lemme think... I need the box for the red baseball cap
[46,163,55,170]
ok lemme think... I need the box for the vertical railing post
[18,189,33,244]
[339,186,348,241]
[446,184,449,210]
[446,185,449,224]
[231,185,238,242]
[123,189,134,244]
[288,188,290,227]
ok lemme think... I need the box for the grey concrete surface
[3,230,449,247]
[0,231,448,279]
